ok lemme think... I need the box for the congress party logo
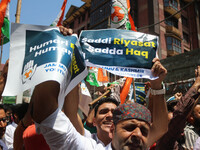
[111,5,126,24]
[22,60,37,84]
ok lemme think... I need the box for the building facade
[63,0,91,35]
[64,0,200,59]
[63,0,200,98]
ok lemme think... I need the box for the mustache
[125,137,143,149]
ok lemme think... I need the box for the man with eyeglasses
[0,104,8,150]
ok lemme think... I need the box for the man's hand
[59,26,73,36]
[150,58,167,90]
[175,92,182,100]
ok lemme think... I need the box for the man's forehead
[0,109,6,117]
[117,118,150,128]
[98,102,117,110]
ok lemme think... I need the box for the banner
[79,29,159,79]
[3,23,88,108]
[131,82,146,105]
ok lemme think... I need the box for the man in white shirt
[5,103,29,149]
[4,121,17,150]
[84,97,120,146]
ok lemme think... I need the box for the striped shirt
[182,124,200,149]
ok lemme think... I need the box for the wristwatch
[150,88,166,95]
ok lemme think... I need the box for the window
[183,32,189,43]
[78,17,81,24]
[82,14,85,22]
[165,12,178,28]
[69,22,74,29]
[181,16,188,27]
[164,0,178,10]
[166,36,181,53]
[180,1,187,9]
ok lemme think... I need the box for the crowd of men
[0,27,199,150]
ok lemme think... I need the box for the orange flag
[97,68,108,82]
[51,0,67,26]
[0,0,10,43]
[120,77,133,104]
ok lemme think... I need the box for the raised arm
[63,84,85,135]
[0,59,9,99]
[147,58,168,147]
[156,66,200,149]
[32,26,73,123]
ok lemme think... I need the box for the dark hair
[12,103,29,121]
[191,99,200,116]
[0,104,5,111]
[167,100,178,112]
[3,104,13,113]
[94,97,120,117]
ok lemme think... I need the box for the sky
[1,0,84,64]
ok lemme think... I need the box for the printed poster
[3,23,88,108]
[79,29,159,79]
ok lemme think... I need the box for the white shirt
[0,139,8,150]
[35,108,112,150]
[84,129,107,147]
[5,122,17,150]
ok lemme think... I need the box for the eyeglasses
[0,117,7,122]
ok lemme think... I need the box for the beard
[193,117,200,128]
[0,127,5,139]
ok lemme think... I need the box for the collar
[93,133,106,147]
[12,122,18,128]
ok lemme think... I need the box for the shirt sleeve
[5,126,14,150]
[35,108,103,150]
[184,126,199,149]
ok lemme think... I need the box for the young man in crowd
[5,103,29,149]
[183,100,200,149]
[0,105,8,150]
[84,97,119,146]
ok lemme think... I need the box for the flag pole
[15,0,22,23]
[15,0,23,104]
[0,36,4,67]
[132,79,136,102]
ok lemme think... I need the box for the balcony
[167,49,180,57]
[166,25,182,37]
[164,4,181,19]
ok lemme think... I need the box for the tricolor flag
[0,0,10,44]
[79,80,92,116]
[86,67,108,87]
[111,0,136,31]
[111,0,136,103]
[51,0,67,26]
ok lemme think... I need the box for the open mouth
[103,121,113,125]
